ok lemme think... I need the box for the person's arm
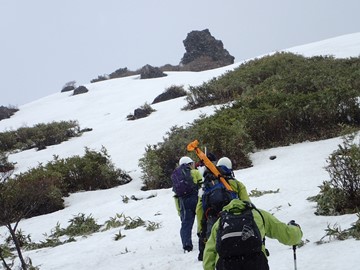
[191,169,203,186]
[196,197,203,234]
[260,209,303,245]
[230,180,251,202]
[173,196,180,216]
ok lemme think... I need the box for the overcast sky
[1,0,360,107]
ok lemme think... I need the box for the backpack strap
[244,202,266,246]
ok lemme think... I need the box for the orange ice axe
[187,139,233,191]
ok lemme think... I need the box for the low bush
[139,53,360,191]
[0,120,82,152]
[310,134,360,215]
[0,169,64,224]
[317,215,360,243]
[139,114,253,190]
[0,152,15,180]
[45,147,132,195]
[152,85,186,104]
[185,53,360,109]
[0,147,132,221]
[0,105,18,121]
[53,213,101,237]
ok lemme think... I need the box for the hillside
[1,32,360,270]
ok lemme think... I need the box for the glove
[288,220,300,228]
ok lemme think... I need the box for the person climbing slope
[172,156,202,252]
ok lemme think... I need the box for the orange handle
[187,140,233,191]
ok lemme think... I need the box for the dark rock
[180,29,234,70]
[127,104,155,121]
[61,81,76,92]
[73,86,89,96]
[134,108,149,119]
[61,85,76,92]
[140,64,167,79]
[152,85,186,104]
[0,106,18,121]
[80,128,93,133]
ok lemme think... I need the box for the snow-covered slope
[1,32,360,270]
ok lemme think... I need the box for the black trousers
[198,215,219,260]
[216,252,269,270]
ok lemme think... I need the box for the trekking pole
[292,245,297,270]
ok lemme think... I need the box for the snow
[1,32,360,270]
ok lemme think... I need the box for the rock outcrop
[180,29,234,71]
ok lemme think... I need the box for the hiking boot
[183,246,193,252]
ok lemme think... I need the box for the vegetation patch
[316,215,360,244]
[152,85,187,104]
[0,147,132,223]
[0,212,161,268]
[127,103,156,121]
[139,53,360,190]
[0,106,18,121]
[249,188,280,197]
[0,120,82,152]
[309,134,360,215]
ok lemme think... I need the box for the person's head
[179,156,194,166]
[217,157,232,170]
[196,152,217,169]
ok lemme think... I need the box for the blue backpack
[171,163,197,197]
[202,168,238,217]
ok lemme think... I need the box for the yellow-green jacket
[196,178,250,234]
[203,199,303,270]
[174,169,202,215]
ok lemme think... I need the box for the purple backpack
[171,163,197,197]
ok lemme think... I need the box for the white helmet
[217,157,232,170]
[179,156,194,165]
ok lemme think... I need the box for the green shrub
[139,114,254,190]
[0,243,13,258]
[0,120,82,152]
[56,213,101,237]
[249,188,280,197]
[310,134,360,215]
[0,169,64,224]
[185,53,360,109]
[114,230,126,241]
[0,147,131,220]
[191,110,253,168]
[325,135,360,209]
[146,221,161,231]
[308,182,348,216]
[124,216,145,230]
[317,215,360,243]
[139,53,360,191]
[0,105,18,121]
[0,151,15,181]
[102,213,125,231]
[46,147,132,194]
[139,125,198,190]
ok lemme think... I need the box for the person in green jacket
[173,156,202,252]
[197,157,251,261]
[203,199,303,270]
